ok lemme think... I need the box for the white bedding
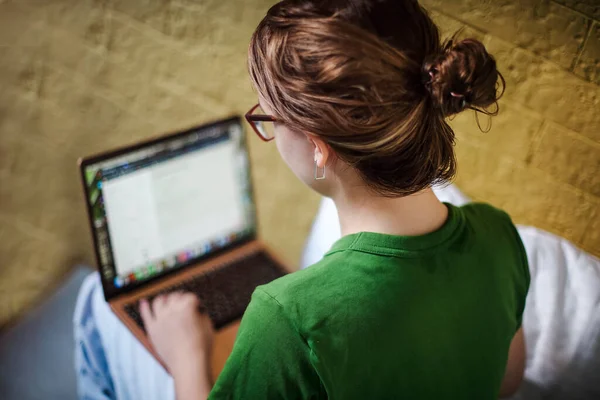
[300,184,600,399]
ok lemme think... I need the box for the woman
[79,0,529,398]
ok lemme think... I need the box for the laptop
[78,116,289,371]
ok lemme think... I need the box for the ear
[307,135,331,168]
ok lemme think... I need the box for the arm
[499,327,525,398]
[141,288,323,400]
[209,288,324,399]
[140,293,214,400]
[171,359,212,400]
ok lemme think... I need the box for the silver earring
[314,160,326,180]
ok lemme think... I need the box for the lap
[74,273,175,400]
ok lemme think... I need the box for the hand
[140,292,214,376]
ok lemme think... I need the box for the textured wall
[0,0,598,327]
[423,0,600,252]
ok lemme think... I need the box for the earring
[314,160,326,180]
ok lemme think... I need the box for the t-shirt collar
[324,203,465,258]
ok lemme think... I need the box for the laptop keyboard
[124,251,286,331]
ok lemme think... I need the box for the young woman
[78,0,529,399]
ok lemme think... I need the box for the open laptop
[78,116,289,369]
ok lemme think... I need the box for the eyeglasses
[245,103,277,142]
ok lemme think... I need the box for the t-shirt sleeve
[208,288,324,400]
[463,203,531,332]
[508,221,530,330]
[491,205,531,331]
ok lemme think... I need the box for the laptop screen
[81,118,256,298]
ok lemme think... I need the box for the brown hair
[248,0,504,197]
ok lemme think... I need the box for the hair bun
[423,38,505,117]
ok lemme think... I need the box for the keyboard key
[124,251,285,331]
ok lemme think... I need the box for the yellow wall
[0,0,598,327]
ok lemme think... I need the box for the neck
[332,187,449,237]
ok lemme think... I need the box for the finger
[139,298,154,325]
[167,291,185,303]
[181,292,199,305]
[152,295,167,314]
[163,292,176,306]
[185,295,202,313]
[165,291,188,309]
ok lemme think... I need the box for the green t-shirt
[209,203,530,399]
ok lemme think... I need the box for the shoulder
[259,255,339,302]
[458,202,522,240]
[251,252,349,329]
[459,202,512,225]
[458,202,521,248]
[459,202,530,286]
